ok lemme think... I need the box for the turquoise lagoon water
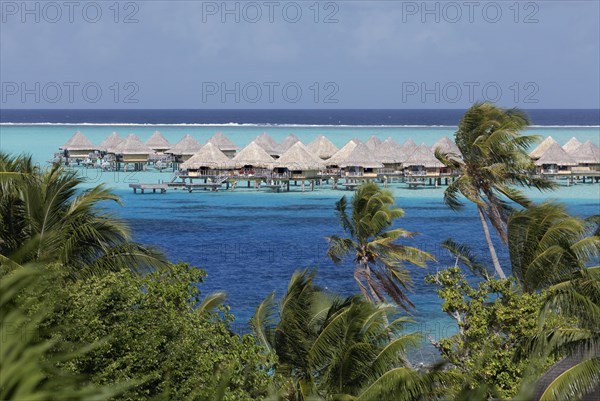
[1,124,599,362]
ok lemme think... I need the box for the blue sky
[1,0,599,109]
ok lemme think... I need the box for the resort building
[562,137,582,154]
[534,143,578,174]
[529,136,559,160]
[207,132,238,158]
[364,135,382,151]
[59,131,97,162]
[325,139,359,174]
[339,142,383,179]
[278,134,302,154]
[273,142,323,180]
[375,137,404,174]
[569,141,600,173]
[165,134,203,163]
[403,143,443,176]
[113,134,154,171]
[431,136,462,175]
[254,133,280,158]
[231,141,276,177]
[99,132,123,155]
[180,142,234,177]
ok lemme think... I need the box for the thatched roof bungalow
[375,137,404,172]
[569,141,600,172]
[60,131,96,158]
[326,140,359,167]
[114,134,153,163]
[99,132,123,154]
[278,134,301,153]
[274,142,323,179]
[339,142,383,178]
[534,143,577,174]
[232,141,276,174]
[529,136,558,160]
[180,142,234,176]
[145,131,171,153]
[166,134,203,162]
[432,136,461,156]
[207,132,238,158]
[404,143,443,175]
[306,135,338,160]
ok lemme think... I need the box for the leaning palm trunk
[478,206,506,279]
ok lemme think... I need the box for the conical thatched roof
[166,134,203,156]
[404,143,443,168]
[375,137,403,164]
[254,133,279,155]
[181,142,234,170]
[307,135,339,159]
[275,142,323,170]
[529,136,558,159]
[114,134,153,155]
[400,139,418,156]
[562,137,582,154]
[339,142,383,168]
[432,136,461,156]
[326,140,359,166]
[535,143,577,166]
[232,141,276,169]
[279,134,301,153]
[99,132,123,153]
[207,132,238,151]
[570,141,600,164]
[60,131,95,150]
[145,131,170,150]
[365,136,382,151]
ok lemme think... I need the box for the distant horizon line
[2,108,600,111]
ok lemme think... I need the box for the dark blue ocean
[2,109,599,363]
[2,108,600,126]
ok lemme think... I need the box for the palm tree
[326,183,433,311]
[507,202,600,292]
[530,266,600,401]
[251,269,449,400]
[435,102,555,279]
[0,153,167,276]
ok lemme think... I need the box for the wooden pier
[129,184,168,194]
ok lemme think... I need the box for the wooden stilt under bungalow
[207,132,239,158]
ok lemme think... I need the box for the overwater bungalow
[339,142,383,179]
[529,136,558,160]
[375,137,404,174]
[400,138,418,157]
[278,134,301,154]
[254,133,280,158]
[145,131,171,153]
[165,134,203,163]
[207,132,238,158]
[99,132,123,154]
[274,142,323,180]
[232,141,276,177]
[403,143,443,176]
[59,131,97,162]
[113,134,154,171]
[180,142,234,177]
[569,141,600,173]
[325,139,359,174]
[306,135,338,160]
[562,137,582,154]
[364,136,382,151]
[534,143,577,174]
